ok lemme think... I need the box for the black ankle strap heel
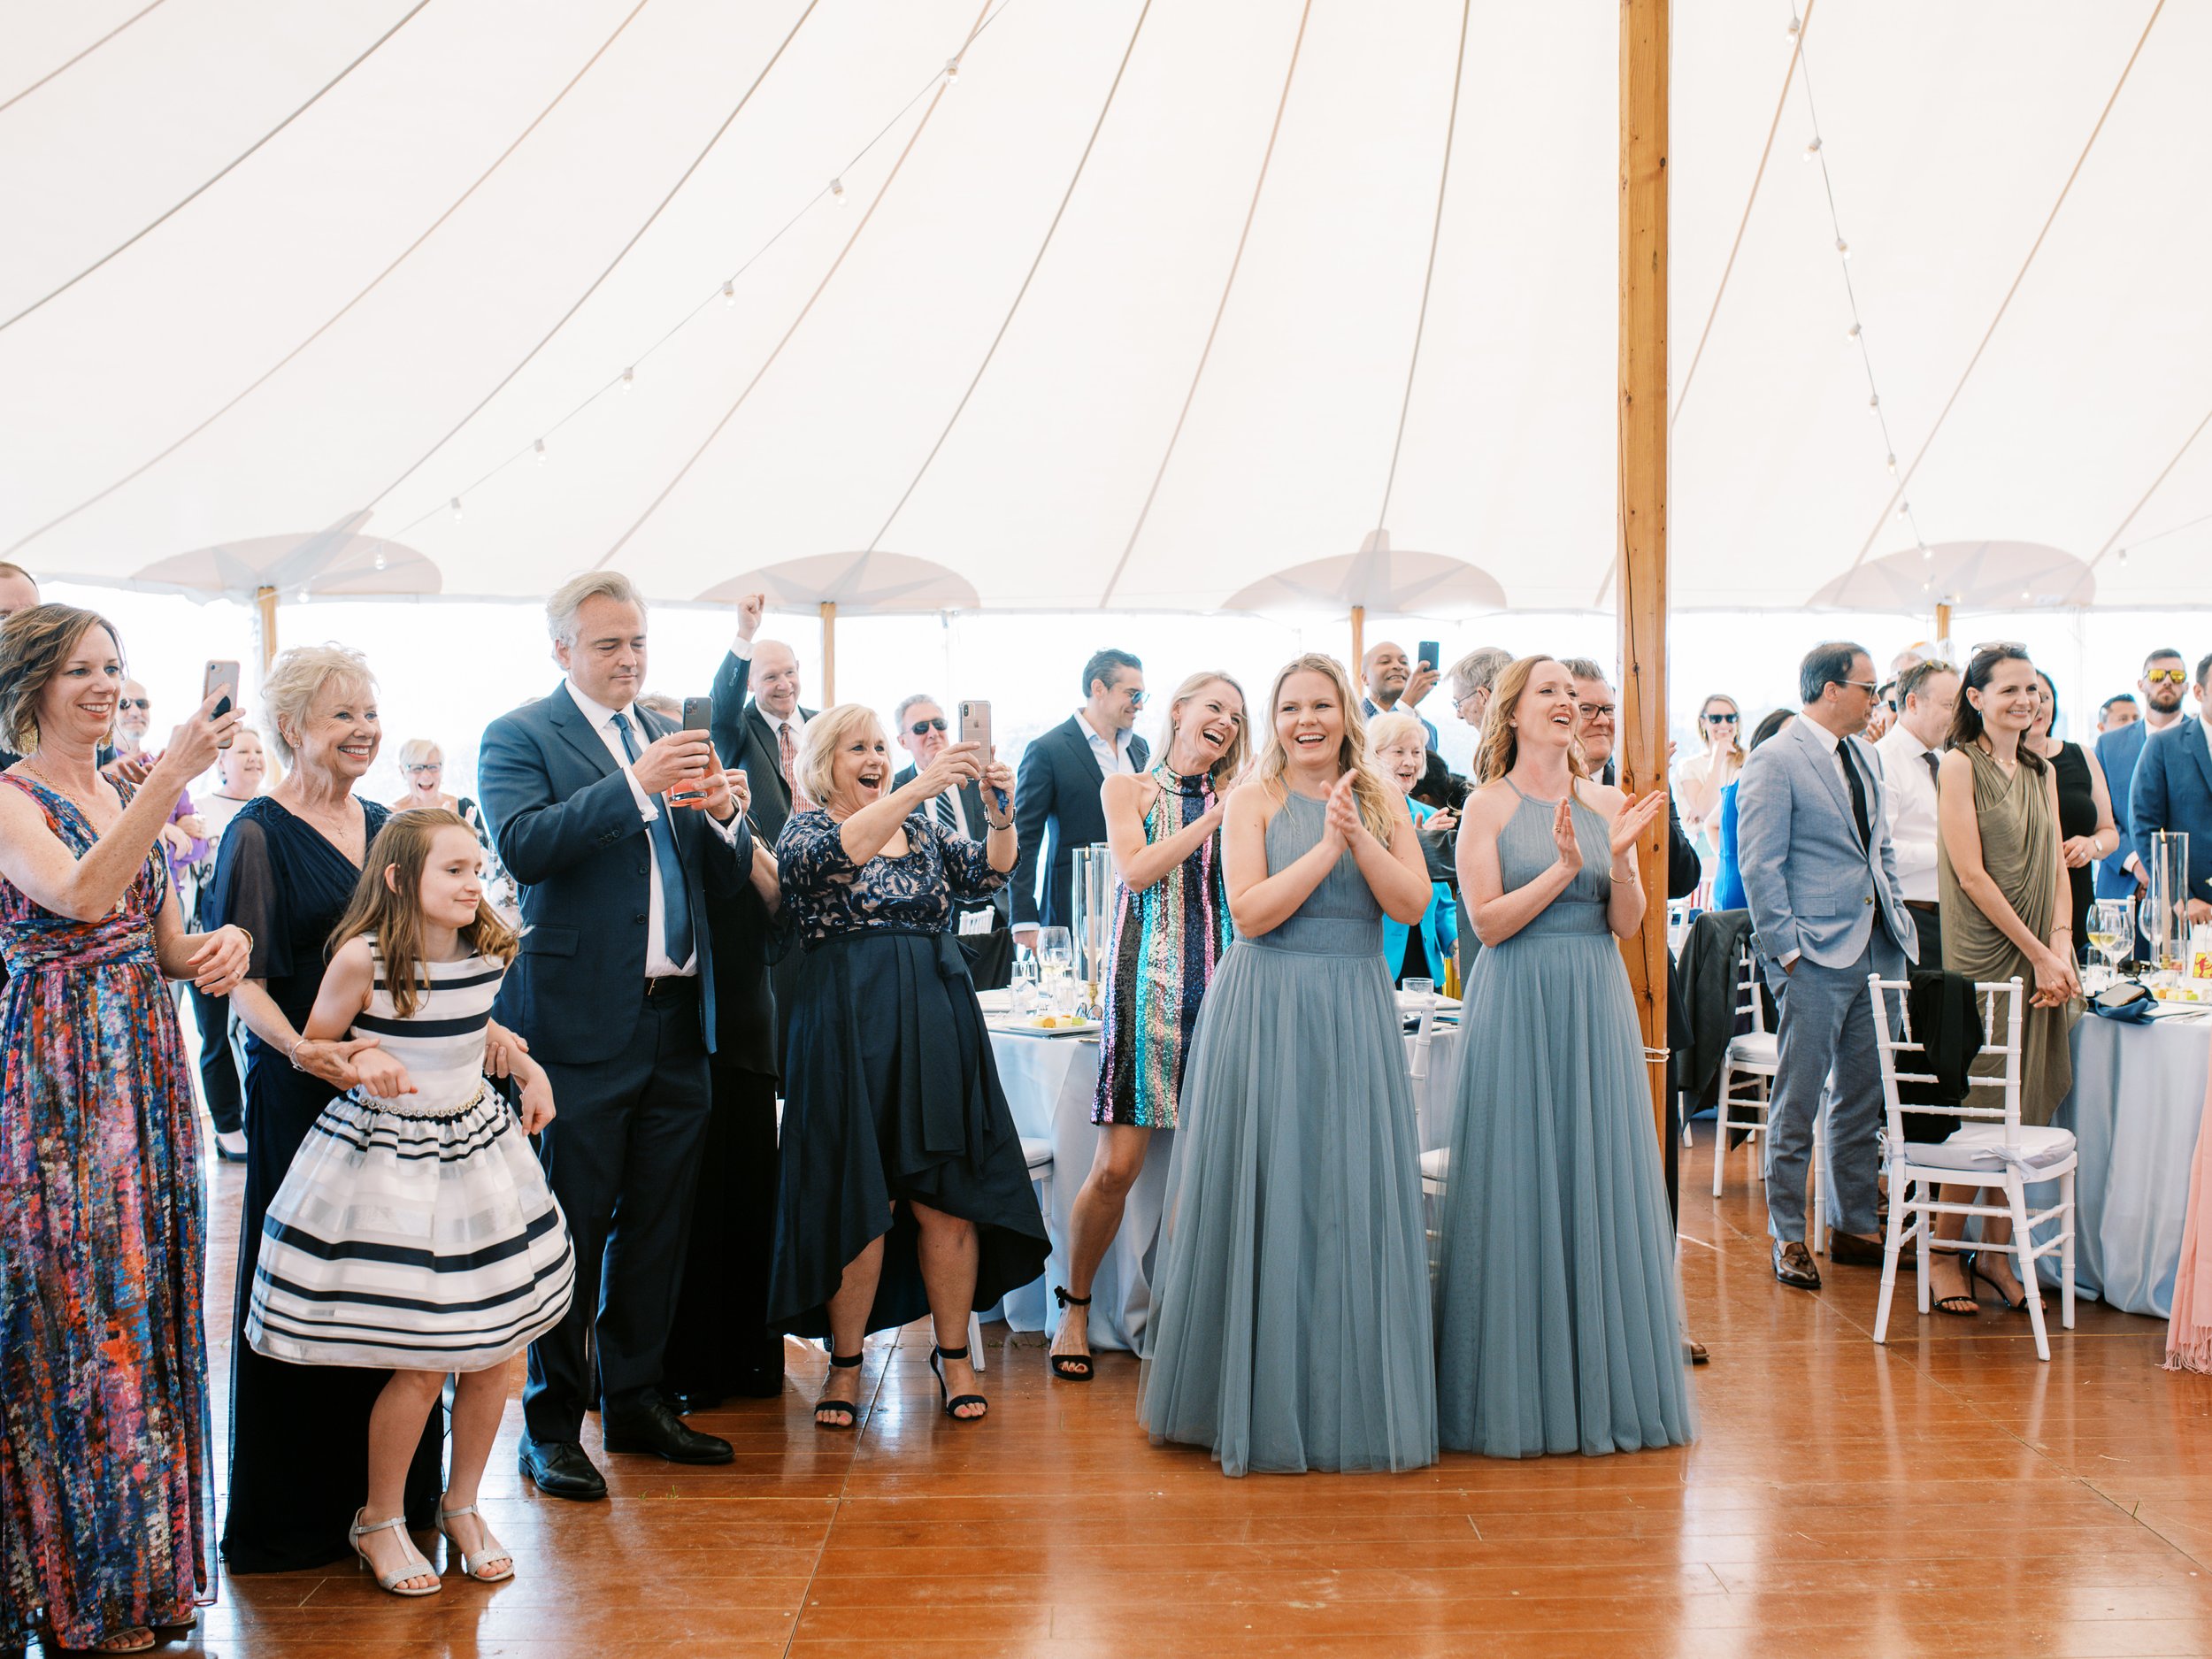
[929,1343,988,1422]
[1050,1286,1094,1382]
[814,1351,864,1430]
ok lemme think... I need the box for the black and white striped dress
[246,944,574,1371]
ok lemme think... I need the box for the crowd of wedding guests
[5,547,2210,1647]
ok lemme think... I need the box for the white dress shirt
[568,683,739,978]
[1876,723,1942,903]
[1075,710,1136,778]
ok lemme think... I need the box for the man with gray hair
[1445,646,1513,736]
[479,570,755,1498]
[892,691,1013,986]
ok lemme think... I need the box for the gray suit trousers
[1763,928,1901,1243]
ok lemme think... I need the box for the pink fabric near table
[2167,1054,2212,1373]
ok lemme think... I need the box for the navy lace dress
[765,810,1049,1339]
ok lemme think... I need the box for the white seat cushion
[1905,1123,2076,1174]
[1725,1031,1778,1068]
[1419,1148,1451,1183]
[1021,1136,1055,1175]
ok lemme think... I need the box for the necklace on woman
[18,756,110,821]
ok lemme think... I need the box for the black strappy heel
[1049,1286,1094,1382]
[929,1343,988,1421]
[814,1352,864,1429]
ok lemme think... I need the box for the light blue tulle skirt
[1433,928,1695,1457]
[1138,937,1437,1477]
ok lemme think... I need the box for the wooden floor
[74,1125,2212,1659]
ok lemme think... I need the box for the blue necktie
[612,710,695,968]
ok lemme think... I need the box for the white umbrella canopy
[2,0,2204,616]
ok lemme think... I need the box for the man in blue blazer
[2099,648,2192,904]
[479,572,753,1500]
[1737,641,1917,1292]
[2129,649,2212,933]
[1010,648,1149,945]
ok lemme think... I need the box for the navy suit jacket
[2094,718,2150,898]
[712,655,818,854]
[1009,716,1148,930]
[478,682,749,1066]
[2129,716,2212,912]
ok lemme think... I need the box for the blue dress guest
[208,644,449,1571]
[1434,656,1693,1458]
[1140,655,1437,1478]
[1371,710,1457,982]
[1713,710,1794,914]
[768,705,1048,1431]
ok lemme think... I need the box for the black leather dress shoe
[1772,1239,1822,1290]
[1828,1228,1913,1267]
[518,1434,607,1501]
[602,1398,734,1464]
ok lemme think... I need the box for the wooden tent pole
[1934,600,1953,652]
[1349,604,1365,674]
[1619,0,1671,1146]
[255,585,279,672]
[820,600,837,703]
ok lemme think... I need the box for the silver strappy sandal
[349,1509,442,1596]
[436,1502,516,1582]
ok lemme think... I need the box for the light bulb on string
[1896,501,1911,518]
[944,56,961,86]
[534,438,547,465]
[1868,394,1880,411]
[722,280,736,306]
[620,367,635,394]
[2117,547,2131,567]
[449,497,463,523]
[1846,322,1861,345]
[1886,453,1898,474]
[373,549,387,572]
[1803,137,1822,161]
[1920,542,1932,561]
[830,177,848,206]
[1786,13,1801,36]
[1836,237,1850,260]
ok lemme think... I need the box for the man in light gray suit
[1736,641,1919,1291]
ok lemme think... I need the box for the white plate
[995,1018,1102,1039]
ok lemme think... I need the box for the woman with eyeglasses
[388,738,516,923]
[1673,695,1745,872]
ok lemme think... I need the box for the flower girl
[247,810,573,1595]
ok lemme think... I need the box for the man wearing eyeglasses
[2126,649,2212,928]
[1737,641,1917,1292]
[894,694,1014,987]
[1011,649,1149,948]
[2096,649,2192,907]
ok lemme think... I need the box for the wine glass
[1036,927,1075,1013]
[2088,896,2132,991]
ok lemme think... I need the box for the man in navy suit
[479,572,753,1500]
[2098,648,2192,906]
[2129,649,2212,933]
[1010,649,1149,946]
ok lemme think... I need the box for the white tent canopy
[3,0,2205,617]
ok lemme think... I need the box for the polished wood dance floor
[132,1128,2212,1659]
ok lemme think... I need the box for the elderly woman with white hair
[206,644,444,1574]
[389,735,516,922]
[766,703,1048,1431]
[1370,710,1459,985]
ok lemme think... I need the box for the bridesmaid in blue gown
[1435,655,1694,1458]
[1140,653,1437,1477]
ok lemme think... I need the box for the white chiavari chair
[1868,975,2076,1361]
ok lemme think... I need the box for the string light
[2117,547,2131,566]
[1792,7,1940,577]
[373,549,387,571]
[378,4,1015,545]
[449,497,463,522]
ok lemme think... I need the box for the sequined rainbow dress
[0,776,211,1651]
[1094,765,1233,1128]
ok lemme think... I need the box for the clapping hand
[187,925,250,995]
[1550,796,1584,874]
[1609,789,1668,860]
[1324,773,1364,847]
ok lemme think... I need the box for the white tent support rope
[0,0,433,333]
[0,0,169,118]
[361,0,826,522]
[593,0,1000,569]
[2070,404,2212,599]
[1371,0,1473,542]
[1095,0,1317,610]
[866,0,1157,556]
[4,0,659,564]
[1837,0,2167,583]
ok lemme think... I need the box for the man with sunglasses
[893,694,1014,987]
[1737,641,1917,1292]
[2125,649,2212,929]
[2097,649,2193,907]
[1011,649,1149,948]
